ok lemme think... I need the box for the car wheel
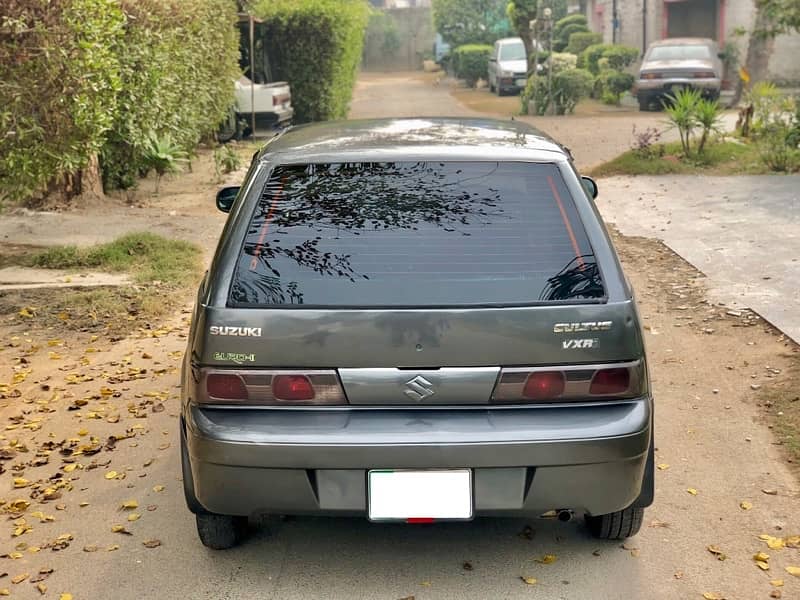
[196,513,248,550]
[586,505,644,540]
[217,106,238,143]
[637,96,650,112]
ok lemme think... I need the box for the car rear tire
[586,505,644,540]
[196,513,248,550]
[637,96,651,112]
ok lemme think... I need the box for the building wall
[585,0,800,83]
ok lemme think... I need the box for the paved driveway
[597,175,800,342]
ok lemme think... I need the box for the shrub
[579,43,611,74]
[0,0,124,203]
[254,0,370,123]
[101,0,240,191]
[214,145,242,180]
[452,44,493,87]
[549,52,578,74]
[596,69,635,105]
[566,32,602,55]
[602,45,640,70]
[663,88,723,157]
[554,23,589,52]
[523,67,593,115]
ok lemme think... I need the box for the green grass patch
[589,139,768,177]
[31,232,201,286]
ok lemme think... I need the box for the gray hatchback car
[181,118,654,549]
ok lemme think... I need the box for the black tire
[586,506,644,540]
[196,513,248,550]
[489,82,496,93]
[216,106,238,144]
[638,96,651,112]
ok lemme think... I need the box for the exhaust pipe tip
[556,509,573,522]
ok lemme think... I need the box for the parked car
[488,37,530,96]
[182,117,654,549]
[218,76,293,141]
[636,38,722,111]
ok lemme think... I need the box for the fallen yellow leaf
[153,485,165,492]
[13,478,29,488]
[63,464,78,473]
[520,576,537,585]
[707,545,727,561]
[0,590,8,596]
[59,595,73,600]
[535,554,557,564]
[11,573,28,584]
[120,500,138,510]
[756,560,770,571]
[18,307,34,318]
[657,463,670,471]
[127,513,140,522]
[105,471,118,480]
[740,501,753,510]
[687,488,698,496]
[770,580,784,587]
[754,552,770,562]
[786,566,800,577]
[702,593,725,600]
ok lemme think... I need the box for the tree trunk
[732,6,777,106]
[45,153,105,205]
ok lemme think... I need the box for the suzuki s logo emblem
[404,375,435,402]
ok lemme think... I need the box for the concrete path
[597,175,800,342]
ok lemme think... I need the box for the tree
[506,0,568,71]
[432,0,512,48]
[757,0,800,34]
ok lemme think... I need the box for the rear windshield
[649,45,711,61]
[229,162,603,307]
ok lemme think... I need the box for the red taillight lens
[590,368,631,395]
[272,375,315,401]
[522,371,565,400]
[642,72,662,80]
[693,71,715,79]
[206,374,249,400]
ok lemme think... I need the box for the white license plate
[515,78,527,87]
[367,469,473,521]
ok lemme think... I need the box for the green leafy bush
[452,44,493,87]
[579,43,612,74]
[0,0,124,203]
[566,31,602,55]
[553,14,588,52]
[102,0,239,190]
[596,69,635,105]
[523,67,593,115]
[602,45,640,70]
[663,88,722,157]
[254,0,369,124]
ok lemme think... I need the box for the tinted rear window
[649,45,711,61]
[229,162,603,307]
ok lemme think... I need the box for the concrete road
[597,175,800,343]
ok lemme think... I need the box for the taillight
[523,371,565,400]
[492,361,643,403]
[272,375,315,401]
[207,374,248,401]
[641,72,662,80]
[590,368,631,395]
[693,71,715,79]
[198,369,346,405]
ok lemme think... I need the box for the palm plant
[695,97,723,154]
[664,88,701,156]
[142,133,188,194]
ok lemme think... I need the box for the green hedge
[102,0,239,190]
[254,0,370,123]
[452,44,493,87]
[0,0,239,201]
[523,68,593,115]
[566,32,602,55]
[0,0,124,202]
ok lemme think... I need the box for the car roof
[496,37,523,45]
[257,117,570,164]
[649,37,716,47]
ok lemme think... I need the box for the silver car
[181,118,654,549]
[488,37,530,96]
[636,37,723,110]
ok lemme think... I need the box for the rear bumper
[236,107,293,128]
[636,78,720,97]
[184,399,652,518]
